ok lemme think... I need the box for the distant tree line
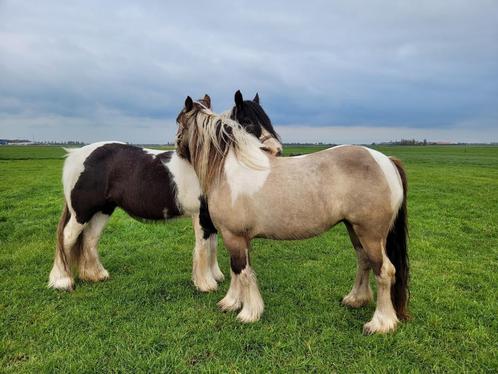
[37,140,86,145]
[1,139,493,147]
[372,139,463,146]
[373,139,429,146]
[284,142,336,146]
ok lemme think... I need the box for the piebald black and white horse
[48,92,282,292]
[176,97,409,334]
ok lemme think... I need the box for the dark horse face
[230,90,282,156]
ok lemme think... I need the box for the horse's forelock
[235,100,281,141]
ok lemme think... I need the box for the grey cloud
[0,0,497,142]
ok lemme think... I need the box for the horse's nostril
[276,150,282,157]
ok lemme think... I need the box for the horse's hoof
[341,294,371,308]
[194,276,218,292]
[79,268,110,282]
[48,276,75,291]
[363,314,398,334]
[218,296,241,312]
[236,307,262,323]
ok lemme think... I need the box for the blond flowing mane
[183,105,269,192]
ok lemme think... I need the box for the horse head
[230,90,282,156]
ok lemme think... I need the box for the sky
[1,0,497,144]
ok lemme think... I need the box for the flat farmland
[0,145,496,372]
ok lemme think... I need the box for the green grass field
[1,145,497,372]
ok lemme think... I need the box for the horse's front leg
[191,214,218,292]
[218,231,264,323]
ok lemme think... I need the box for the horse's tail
[56,202,83,273]
[386,157,410,321]
[56,202,71,272]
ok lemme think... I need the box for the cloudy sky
[1,0,497,144]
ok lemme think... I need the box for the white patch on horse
[165,152,202,215]
[364,147,403,210]
[224,149,270,206]
[63,141,124,215]
[144,148,164,157]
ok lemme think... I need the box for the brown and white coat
[176,98,409,334]
[48,93,282,293]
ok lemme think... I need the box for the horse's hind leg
[354,225,398,334]
[208,234,224,282]
[78,212,110,282]
[192,214,218,292]
[342,222,373,308]
[48,214,84,291]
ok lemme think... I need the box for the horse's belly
[251,199,342,240]
[117,181,183,220]
[254,218,339,240]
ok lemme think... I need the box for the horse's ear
[253,93,260,104]
[203,94,211,109]
[185,96,193,112]
[235,90,243,108]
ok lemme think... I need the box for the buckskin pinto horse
[48,92,282,293]
[175,97,409,334]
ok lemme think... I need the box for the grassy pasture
[0,145,497,372]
